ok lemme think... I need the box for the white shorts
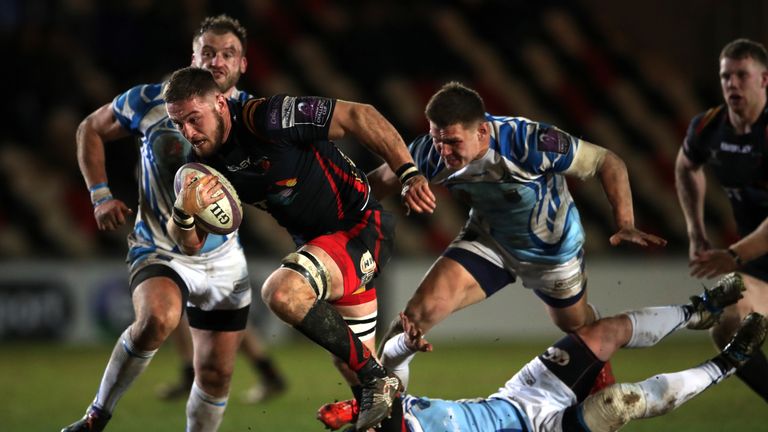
[448,221,585,300]
[489,357,577,432]
[129,236,251,312]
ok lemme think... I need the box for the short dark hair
[163,67,219,103]
[425,82,486,128]
[720,38,768,69]
[195,14,248,53]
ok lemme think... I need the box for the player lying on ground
[318,273,767,431]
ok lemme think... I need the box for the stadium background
[2,0,768,430]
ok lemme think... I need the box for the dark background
[2,0,767,259]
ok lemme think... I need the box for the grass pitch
[5,335,767,431]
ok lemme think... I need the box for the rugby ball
[173,162,242,235]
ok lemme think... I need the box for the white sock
[635,360,728,418]
[381,333,417,389]
[624,305,689,348]
[94,327,157,413]
[186,382,228,432]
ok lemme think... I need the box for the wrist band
[89,182,108,192]
[90,183,113,207]
[395,162,420,185]
[727,248,743,266]
[172,207,195,231]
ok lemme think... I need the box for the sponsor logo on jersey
[233,277,251,294]
[719,141,752,154]
[359,250,376,286]
[537,126,570,154]
[227,156,271,175]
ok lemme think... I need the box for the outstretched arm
[330,101,435,214]
[77,103,134,230]
[675,147,711,261]
[690,217,768,278]
[567,140,666,247]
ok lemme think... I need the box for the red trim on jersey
[334,287,377,306]
[312,146,344,220]
[695,106,723,135]
[324,157,368,194]
[372,210,382,263]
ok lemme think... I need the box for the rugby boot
[355,374,402,431]
[687,272,745,330]
[718,313,768,369]
[61,405,111,432]
[317,398,358,430]
[589,361,616,395]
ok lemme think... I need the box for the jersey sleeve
[246,94,336,143]
[111,83,165,135]
[504,119,580,174]
[409,134,443,181]
[682,109,718,165]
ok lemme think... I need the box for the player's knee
[581,383,646,432]
[134,308,181,343]
[278,250,332,300]
[261,271,315,319]
[196,364,234,396]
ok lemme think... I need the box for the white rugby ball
[173,162,242,235]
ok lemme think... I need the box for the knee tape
[280,251,332,300]
[581,383,647,432]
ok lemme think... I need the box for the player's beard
[213,111,226,148]
[217,70,242,94]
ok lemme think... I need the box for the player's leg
[376,251,501,359]
[710,272,768,402]
[262,240,396,429]
[568,313,767,432]
[404,254,495,333]
[156,313,195,400]
[62,265,187,432]
[186,325,244,432]
[239,326,287,404]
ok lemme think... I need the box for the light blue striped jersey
[403,395,529,431]
[411,114,585,264]
[112,83,250,262]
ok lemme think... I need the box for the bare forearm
[367,163,400,200]
[598,151,634,229]
[332,102,414,171]
[674,151,707,238]
[166,218,207,255]
[77,104,129,188]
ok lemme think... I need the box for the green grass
[4,336,767,431]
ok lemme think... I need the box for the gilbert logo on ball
[174,162,243,235]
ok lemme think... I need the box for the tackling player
[369,81,666,388]
[322,273,765,431]
[62,15,282,432]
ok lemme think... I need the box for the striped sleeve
[495,118,579,174]
[112,83,164,134]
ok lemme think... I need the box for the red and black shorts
[307,209,395,306]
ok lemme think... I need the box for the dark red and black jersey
[683,103,768,277]
[202,95,381,245]
[683,104,768,233]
